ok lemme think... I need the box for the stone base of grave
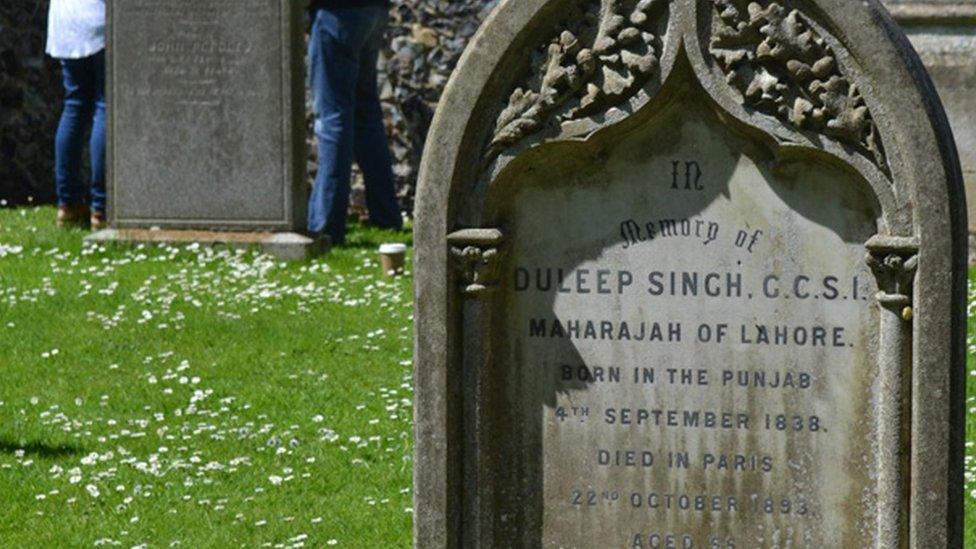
[84,229,329,261]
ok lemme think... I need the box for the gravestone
[882,0,976,261]
[413,0,967,547]
[91,0,314,259]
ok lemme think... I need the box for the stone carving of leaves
[489,0,667,156]
[710,0,888,175]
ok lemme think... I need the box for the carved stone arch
[481,0,682,174]
[414,0,966,547]
[684,0,910,234]
[477,0,908,234]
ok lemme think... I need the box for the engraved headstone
[413,0,967,547]
[882,0,976,260]
[94,0,312,258]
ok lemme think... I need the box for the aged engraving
[118,0,274,108]
[710,0,889,175]
[491,107,881,546]
[489,0,668,156]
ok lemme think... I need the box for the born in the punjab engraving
[560,364,814,390]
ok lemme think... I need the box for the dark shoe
[305,231,338,247]
[57,204,90,229]
[90,210,107,231]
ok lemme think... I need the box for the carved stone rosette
[865,234,919,547]
[709,0,889,176]
[447,229,506,298]
[489,0,668,157]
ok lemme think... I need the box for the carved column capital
[447,229,506,298]
[865,235,919,321]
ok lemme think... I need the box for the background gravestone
[106,0,304,232]
[414,0,967,547]
[883,0,976,261]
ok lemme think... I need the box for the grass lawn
[0,206,974,546]
[0,207,414,547]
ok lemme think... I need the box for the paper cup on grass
[379,243,407,276]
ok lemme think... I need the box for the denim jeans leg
[89,51,107,212]
[307,9,372,244]
[354,9,403,231]
[55,56,96,207]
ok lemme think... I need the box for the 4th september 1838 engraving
[107,0,304,230]
[414,0,967,548]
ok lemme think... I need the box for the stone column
[866,234,919,549]
[447,228,505,547]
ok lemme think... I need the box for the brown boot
[57,204,90,229]
[90,210,107,231]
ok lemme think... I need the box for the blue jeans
[55,50,106,212]
[307,6,403,244]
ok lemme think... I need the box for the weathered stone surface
[882,0,976,260]
[107,0,305,231]
[884,0,976,23]
[413,0,967,547]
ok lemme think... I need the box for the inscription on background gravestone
[108,0,304,230]
[414,0,967,547]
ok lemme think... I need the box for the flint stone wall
[0,0,61,206]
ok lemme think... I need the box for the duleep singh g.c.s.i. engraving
[414,0,967,548]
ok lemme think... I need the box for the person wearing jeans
[307,0,403,245]
[46,0,106,230]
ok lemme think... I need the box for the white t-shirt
[46,0,106,59]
